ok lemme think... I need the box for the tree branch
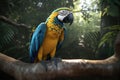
[0,33,120,80]
[0,15,31,28]
[0,53,120,80]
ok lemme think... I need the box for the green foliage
[103,25,120,31]
[98,0,120,58]
[97,25,120,57]
[74,0,100,22]
[98,25,120,48]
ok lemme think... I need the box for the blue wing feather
[29,22,46,62]
[57,27,67,50]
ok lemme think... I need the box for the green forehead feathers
[53,7,72,12]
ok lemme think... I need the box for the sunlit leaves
[70,0,100,54]
[101,6,109,16]
[74,0,100,21]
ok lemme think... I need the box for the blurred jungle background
[0,0,120,79]
[0,0,120,80]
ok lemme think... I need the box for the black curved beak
[63,13,74,25]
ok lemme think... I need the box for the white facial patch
[57,10,71,21]
[57,15,66,21]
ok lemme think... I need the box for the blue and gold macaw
[29,7,74,63]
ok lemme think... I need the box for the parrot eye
[62,10,66,13]
[59,10,70,16]
[59,10,66,15]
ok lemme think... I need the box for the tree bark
[0,33,120,80]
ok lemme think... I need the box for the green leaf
[98,28,118,49]
[103,25,120,31]
[102,6,109,16]
[98,32,113,48]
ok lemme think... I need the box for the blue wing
[57,27,67,50]
[29,22,46,62]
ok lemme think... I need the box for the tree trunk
[99,0,120,59]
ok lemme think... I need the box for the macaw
[29,7,74,63]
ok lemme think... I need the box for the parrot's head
[55,7,74,25]
[46,7,74,27]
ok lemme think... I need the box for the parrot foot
[40,58,62,71]
[51,58,62,67]
[40,60,49,71]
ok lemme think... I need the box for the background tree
[98,0,120,59]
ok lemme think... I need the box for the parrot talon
[50,58,62,67]
[40,60,48,71]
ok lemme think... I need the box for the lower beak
[63,13,74,25]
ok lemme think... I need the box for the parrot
[29,7,74,63]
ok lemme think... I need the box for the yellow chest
[41,24,63,56]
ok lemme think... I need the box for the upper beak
[63,13,74,25]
